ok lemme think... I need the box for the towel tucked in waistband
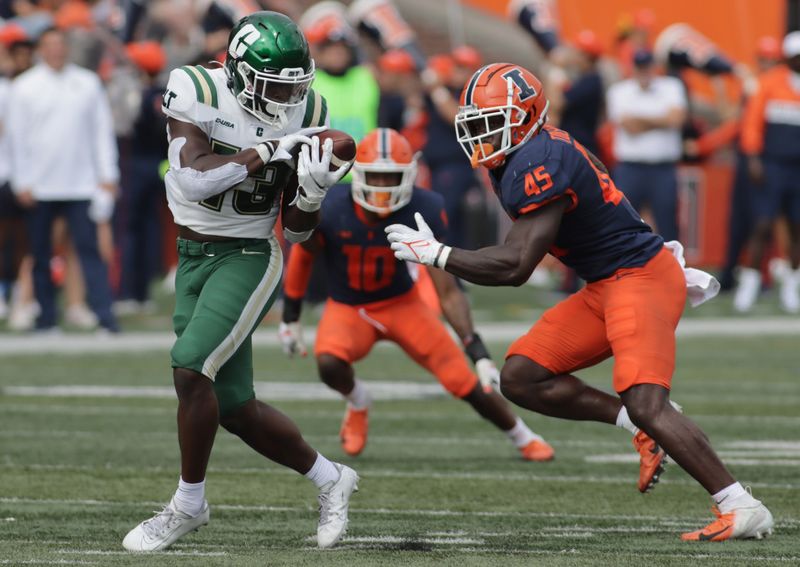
[664,240,720,307]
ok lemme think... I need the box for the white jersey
[162,65,328,238]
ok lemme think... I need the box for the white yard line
[0,461,790,491]
[1,497,798,527]
[1,382,446,401]
[1,317,799,355]
[2,461,799,491]
[586,454,800,466]
[55,550,227,557]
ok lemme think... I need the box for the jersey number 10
[342,245,396,292]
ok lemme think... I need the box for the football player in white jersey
[122,11,356,552]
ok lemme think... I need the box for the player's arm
[427,268,498,391]
[386,198,568,286]
[445,199,568,285]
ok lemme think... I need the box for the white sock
[173,477,205,516]
[304,453,341,489]
[345,379,371,410]
[505,417,542,448]
[713,482,758,513]
[615,406,640,435]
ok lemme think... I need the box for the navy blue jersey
[317,185,448,305]
[489,126,663,282]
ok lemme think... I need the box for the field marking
[1,382,447,402]
[0,562,97,566]
[64,550,225,558]
[587,454,800,467]
[4,401,799,427]
[2,461,799,491]
[2,497,798,527]
[1,317,799,355]
[0,428,625,448]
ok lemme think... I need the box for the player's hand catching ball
[296,136,350,212]
[278,321,307,358]
[385,212,451,268]
[269,126,326,163]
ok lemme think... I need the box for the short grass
[0,336,798,566]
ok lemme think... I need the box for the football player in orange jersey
[280,128,554,462]
[386,63,774,541]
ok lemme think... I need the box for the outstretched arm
[427,268,474,343]
[387,197,568,287]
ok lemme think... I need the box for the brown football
[308,129,357,173]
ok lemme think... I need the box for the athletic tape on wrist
[295,193,321,212]
[254,142,274,165]
[464,332,491,363]
[434,244,452,269]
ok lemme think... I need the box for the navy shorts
[755,160,800,223]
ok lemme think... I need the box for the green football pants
[171,236,282,416]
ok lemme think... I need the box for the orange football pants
[315,288,478,398]
[507,247,687,393]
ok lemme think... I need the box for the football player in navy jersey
[280,128,554,461]
[386,63,774,541]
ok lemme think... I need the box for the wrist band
[254,142,274,165]
[295,192,321,212]
[464,332,491,363]
[434,244,452,269]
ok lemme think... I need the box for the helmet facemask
[351,158,417,215]
[230,59,315,127]
[455,76,548,168]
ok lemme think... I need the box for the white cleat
[316,464,359,549]
[122,498,209,552]
[733,267,761,313]
[682,500,774,541]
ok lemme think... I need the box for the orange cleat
[681,503,773,541]
[519,439,555,462]
[633,430,666,493]
[340,407,368,457]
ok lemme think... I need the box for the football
[307,128,357,173]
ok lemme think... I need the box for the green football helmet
[225,11,315,127]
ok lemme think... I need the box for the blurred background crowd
[0,0,798,334]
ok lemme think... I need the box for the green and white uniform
[162,65,327,415]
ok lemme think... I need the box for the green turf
[0,336,798,565]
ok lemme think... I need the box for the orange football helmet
[455,63,549,169]
[351,128,418,214]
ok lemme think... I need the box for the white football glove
[475,358,500,393]
[278,321,307,358]
[385,212,451,268]
[295,136,350,212]
[269,126,326,163]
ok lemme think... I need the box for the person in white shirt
[606,49,687,241]
[7,27,119,333]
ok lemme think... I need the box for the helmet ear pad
[512,111,534,145]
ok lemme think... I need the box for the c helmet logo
[502,68,537,101]
[229,23,260,58]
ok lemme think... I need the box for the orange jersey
[741,66,800,160]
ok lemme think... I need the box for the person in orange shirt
[280,128,554,462]
[736,32,800,313]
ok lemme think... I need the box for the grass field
[1,329,798,566]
